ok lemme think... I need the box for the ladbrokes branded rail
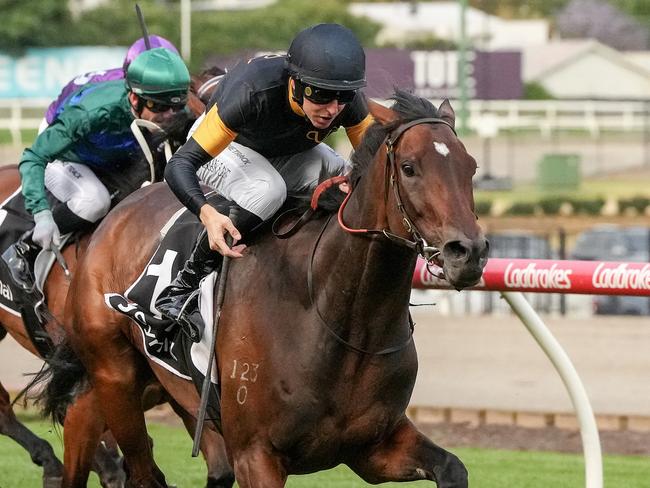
[411,256,648,488]
[413,258,650,296]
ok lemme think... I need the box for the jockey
[156,23,373,339]
[2,48,190,291]
[41,35,179,131]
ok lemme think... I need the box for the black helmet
[286,24,366,91]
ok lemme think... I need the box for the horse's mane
[348,90,441,185]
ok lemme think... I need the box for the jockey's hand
[32,209,61,250]
[199,204,245,258]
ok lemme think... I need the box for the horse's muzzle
[441,236,489,290]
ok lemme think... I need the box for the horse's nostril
[443,240,469,261]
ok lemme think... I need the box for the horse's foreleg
[0,380,63,486]
[350,417,468,488]
[232,447,287,488]
[169,399,235,488]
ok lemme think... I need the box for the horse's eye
[401,162,416,177]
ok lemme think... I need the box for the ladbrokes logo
[0,279,13,302]
[592,263,650,290]
[504,263,572,290]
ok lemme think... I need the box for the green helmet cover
[126,47,190,104]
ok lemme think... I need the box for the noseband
[338,116,456,260]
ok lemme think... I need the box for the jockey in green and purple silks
[2,48,190,291]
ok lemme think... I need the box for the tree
[0,0,73,53]
[556,0,649,50]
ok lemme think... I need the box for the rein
[338,117,456,261]
[308,214,414,356]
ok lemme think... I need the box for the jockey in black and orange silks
[156,23,374,340]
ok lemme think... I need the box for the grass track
[0,418,648,487]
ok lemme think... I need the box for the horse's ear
[368,99,398,125]
[438,99,456,129]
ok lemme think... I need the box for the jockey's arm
[164,105,236,216]
[164,105,242,257]
[345,113,374,150]
[19,110,87,215]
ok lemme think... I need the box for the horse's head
[190,65,226,105]
[360,91,488,289]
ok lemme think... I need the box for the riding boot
[155,204,262,342]
[155,228,221,342]
[1,232,39,292]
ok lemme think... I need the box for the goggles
[142,97,186,113]
[302,84,356,105]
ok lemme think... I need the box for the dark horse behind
[39,90,488,487]
[0,81,234,487]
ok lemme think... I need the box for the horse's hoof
[43,476,63,488]
[101,478,126,488]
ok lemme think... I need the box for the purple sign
[206,49,522,100]
[365,49,522,100]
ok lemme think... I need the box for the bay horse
[43,91,488,487]
[0,87,234,487]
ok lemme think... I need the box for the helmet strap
[290,77,304,106]
[128,91,146,118]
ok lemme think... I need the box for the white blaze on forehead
[433,141,450,157]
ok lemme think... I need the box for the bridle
[338,116,456,264]
[196,74,225,103]
[307,116,457,356]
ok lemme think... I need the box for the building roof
[349,1,548,49]
[523,40,650,81]
[624,51,650,73]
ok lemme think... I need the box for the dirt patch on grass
[145,404,650,457]
[420,422,650,456]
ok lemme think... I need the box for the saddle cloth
[104,204,221,422]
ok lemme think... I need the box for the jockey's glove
[33,209,61,250]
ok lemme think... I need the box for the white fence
[467,99,650,138]
[1,98,649,147]
[0,99,49,146]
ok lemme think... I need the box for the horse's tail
[22,340,89,424]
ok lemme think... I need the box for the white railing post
[501,291,603,488]
[10,100,22,147]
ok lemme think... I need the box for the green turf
[0,418,648,487]
[475,179,650,206]
[0,129,38,146]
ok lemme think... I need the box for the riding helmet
[286,24,366,91]
[123,35,180,73]
[126,48,190,105]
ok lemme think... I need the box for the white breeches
[191,117,347,221]
[44,161,111,222]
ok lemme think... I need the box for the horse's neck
[312,175,416,347]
